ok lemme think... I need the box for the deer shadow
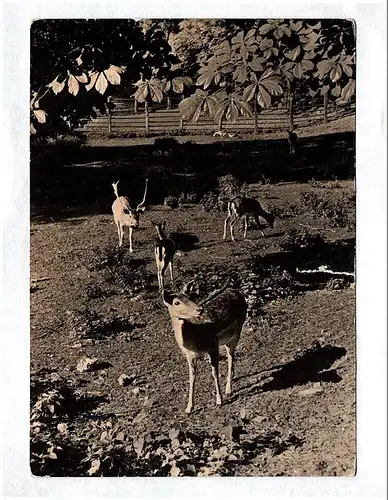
[236,343,346,395]
[170,232,200,252]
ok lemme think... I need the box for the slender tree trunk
[107,96,112,134]
[323,92,328,124]
[218,116,223,132]
[254,98,258,137]
[134,99,138,114]
[180,95,184,131]
[289,90,294,132]
[145,101,149,132]
[167,97,171,110]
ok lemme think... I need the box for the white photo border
[1,1,387,498]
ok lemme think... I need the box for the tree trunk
[167,97,171,110]
[145,101,149,132]
[218,115,223,132]
[323,92,328,124]
[107,96,112,134]
[289,90,294,132]
[179,95,184,131]
[134,99,138,114]
[254,98,258,137]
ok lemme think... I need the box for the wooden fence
[80,96,355,136]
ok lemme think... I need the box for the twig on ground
[31,277,55,283]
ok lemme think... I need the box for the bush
[164,195,179,209]
[280,229,326,253]
[154,137,180,153]
[200,192,227,212]
[300,191,355,230]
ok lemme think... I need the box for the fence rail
[80,96,355,136]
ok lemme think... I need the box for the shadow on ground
[31,131,355,222]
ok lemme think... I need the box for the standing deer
[152,221,176,291]
[162,282,247,413]
[112,178,148,252]
[288,130,298,155]
[223,196,275,242]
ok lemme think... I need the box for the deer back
[112,196,140,227]
[179,289,247,352]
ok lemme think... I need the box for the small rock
[118,374,134,387]
[156,435,170,445]
[170,465,181,477]
[168,427,181,440]
[133,436,145,457]
[252,415,266,425]
[132,410,146,424]
[49,372,61,382]
[57,423,68,435]
[143,396,154,408]
[186,464,196,474]
[240,408,249,421]
[76,356,100,373]
[171,438,180,449]
[132,387,140,396]
[298,386,324,396]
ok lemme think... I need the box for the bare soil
[30,175,356,477]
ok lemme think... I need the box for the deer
[111,178,148,252]
[287,130,298,155]
[223,196,275,242]
[162,281,247,413]
[152,221,176,291]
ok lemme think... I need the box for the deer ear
[162,290,175,306]
[181,280,195,295]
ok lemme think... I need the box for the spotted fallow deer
[152,221,176,291]
[162,282,247,413]
[111,178,148,252]
[223,196,275,242]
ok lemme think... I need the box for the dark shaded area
[31,131,355,221]
[259,344,347,391]
[255,236,355,275]
[169,231,200,252]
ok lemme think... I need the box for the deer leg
[116,221,122,247]
[225,334,239,395]
[129,227,133,253]
[243,215,248,239]
[254,215,266,238]
[160,271,165,291]
[230,215,241,242]
[209,350,222,406]
[223,214,231,240]
[185,353,197,413]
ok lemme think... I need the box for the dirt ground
[30,174,356,477]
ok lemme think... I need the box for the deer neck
[156,227,166,240]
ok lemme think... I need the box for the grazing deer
[162,282,247,413]
[111,178,148,252]
[223,196,275,242]
[152,221,176,291]
[288,130,298,155]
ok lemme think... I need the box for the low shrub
[200,192,227,212]
[164,195,179,209]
